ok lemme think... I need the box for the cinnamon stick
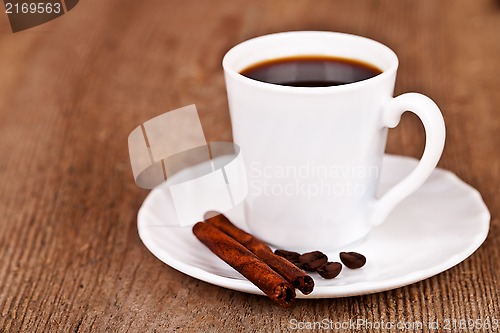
[192,222,296,307]
[204,212,314,295]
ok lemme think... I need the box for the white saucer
[137,154,490,298]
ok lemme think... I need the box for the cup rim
[222,31,399,94]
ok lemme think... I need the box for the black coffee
[239,55,382,87]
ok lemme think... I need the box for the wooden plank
[0,0,498,331]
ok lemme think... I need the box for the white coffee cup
[223,31,445,251]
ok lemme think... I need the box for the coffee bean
[299,251,328,271]
[292,261,304,270]
[340,252,366,269]
[317,262,342,279]
[274,249,301,263]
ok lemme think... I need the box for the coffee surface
[240,55,382,87]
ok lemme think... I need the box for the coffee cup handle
[370,93,446,226]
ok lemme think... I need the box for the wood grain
[0,0,498,332]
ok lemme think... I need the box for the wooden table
[1,0,498,331]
